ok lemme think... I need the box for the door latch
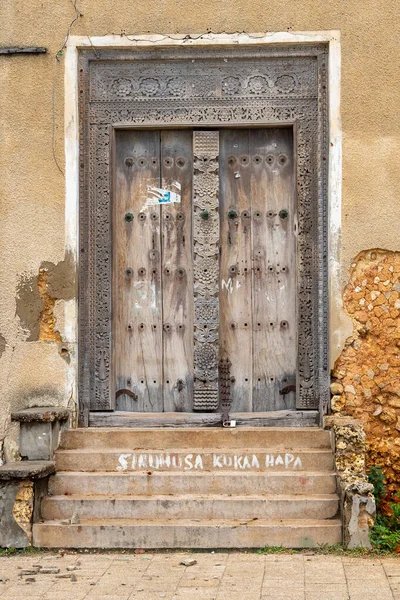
[279,384,296,397]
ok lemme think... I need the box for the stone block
[0,462,55,548]
[0,480,31,548]
[19,421,60,460]
[343,490,376,549]
[12,407,69,461]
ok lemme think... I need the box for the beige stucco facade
[1,1,400,479]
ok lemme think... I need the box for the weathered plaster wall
[1,1,400,456]
[332,250,400,502]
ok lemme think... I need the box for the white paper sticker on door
[145,181,181,206]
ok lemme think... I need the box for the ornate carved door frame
[77,43,330,426]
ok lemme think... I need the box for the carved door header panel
[78,45,329,426]
[89,57,318,103]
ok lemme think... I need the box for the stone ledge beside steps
[0,460,55,481]
[11,406,69,423]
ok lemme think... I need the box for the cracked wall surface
[1,254,76,460]
[1,2,400,458]
[332,250,400,504]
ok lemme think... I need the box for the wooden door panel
[250,128,297,411]
[114,130,163,412]
[113,127,296,415]
[219,128,296,413]
[160,130,194,412]
[219,130,253,411]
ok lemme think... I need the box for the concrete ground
[0,551,399,600]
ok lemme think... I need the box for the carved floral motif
[248,75,270,94]
[139,77,161,96]
[166,76,185,96]
[111,77,133,97]
[221,76,241,95]
[275,74,297,93]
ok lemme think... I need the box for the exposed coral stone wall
[332,249,400,502]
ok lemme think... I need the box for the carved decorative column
[192,131,220,411]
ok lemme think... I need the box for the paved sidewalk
[0,551,399,600]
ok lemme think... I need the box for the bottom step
[33,518,342,549]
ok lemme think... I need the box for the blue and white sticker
[145,181,181,206]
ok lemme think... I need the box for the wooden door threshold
[88,410,319,428]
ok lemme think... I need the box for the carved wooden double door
[114,127,296,413]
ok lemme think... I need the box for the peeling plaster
[15,251,76,344]
[41,251,76,301]
[15,273,42,341]
[0,334,6,360]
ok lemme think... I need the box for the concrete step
[41,494,339,521]
[49,470,337,496]
[55,447,334,472]
[33,518,342,548]
[60,427,332,450]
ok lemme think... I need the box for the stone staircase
[33,427,342,548]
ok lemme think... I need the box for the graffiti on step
[117,452,303,471]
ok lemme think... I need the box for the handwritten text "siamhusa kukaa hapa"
[117,453,303,471]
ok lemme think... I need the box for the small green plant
[0,546,43,556]
[369,513,400,553]
[368,466,400,553]
[368,465,386,508]
[256,545,295,555]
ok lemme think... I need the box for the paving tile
[0,597,44,600]
[347,582,394,600]
[348,594,394,600]
[85,593,131,600]
[384,567,400,577]
[0,551,398,600]
[262,579,301,588]
[305,583,348,591]
[262,593,305,600]
[42,592,90,600]
[1,582,54,597]
[342,557,378,564]
[305,574,346,584]
[219,582,263,591]
[218,594,263,600]
[224,572,264,581]
[347,579,393,589]
[344,565,386,579]
[172,588,218,600]
[264,568,304,580]
[264,554,304,561]
[90,585,137,595]
[227,554,265,563]
[130,593,175,600]
[46,581,93,590]
[389,576,400,591]
[262,587,305,596]
[305,593,349,600]
[178,576,220,587]
[133,583,179,592]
